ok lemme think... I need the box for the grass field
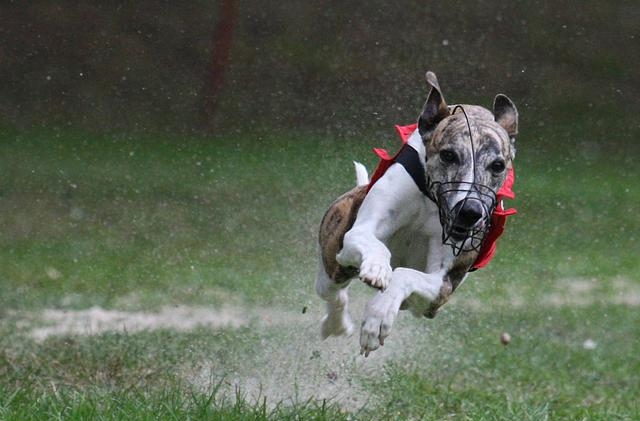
[0,117,639,420]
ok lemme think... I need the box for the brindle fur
[319,185,367,283]
[424,105,515,218]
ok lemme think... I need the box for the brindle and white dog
[315,71,518,356]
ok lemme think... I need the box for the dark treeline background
[1,1,638,138]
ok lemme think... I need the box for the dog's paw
[359,258,392,290]
[359,292,400,356]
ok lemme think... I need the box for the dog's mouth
[446,217,489,248]
[449,223,476,242]
[427,181,497,255]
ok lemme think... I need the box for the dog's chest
[387,202,441,270]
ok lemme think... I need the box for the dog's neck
[407,127,427,163]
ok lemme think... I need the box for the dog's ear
[493,94,518,137]
[418,71,450,137]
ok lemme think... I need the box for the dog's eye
[439,150,458,164]
[490,160,506,173]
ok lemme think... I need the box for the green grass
[0,128,373,309]
[0,385,349,421]
[0,119,639,420]
[369,305,640,420]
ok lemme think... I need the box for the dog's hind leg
[315,261,354,338]
[316,183,367,338]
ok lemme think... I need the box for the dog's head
[417,71,518,253]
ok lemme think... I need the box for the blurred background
[2,0,638,138]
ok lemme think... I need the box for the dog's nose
[456,199,484,227]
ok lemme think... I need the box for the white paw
[321,312,354,339]
[358,257,392,290]
[359,292,400,356]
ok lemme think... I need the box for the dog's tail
[353,161,369,187]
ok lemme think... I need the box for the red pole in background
[202,0,238,131]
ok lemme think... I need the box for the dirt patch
[187,300,418,412]
[545,277,640,307]
[453,277,640,310]
[29,305,248,341]
[610,278,640,306]
[23,294,405,411]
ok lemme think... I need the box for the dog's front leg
[337,225,393,291]
[336,165,420,290]
[360,268,445,356]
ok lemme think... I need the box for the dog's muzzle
[427,181,497,255]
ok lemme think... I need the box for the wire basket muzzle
[427,180,497,255]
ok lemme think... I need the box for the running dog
[315,71,518,356]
